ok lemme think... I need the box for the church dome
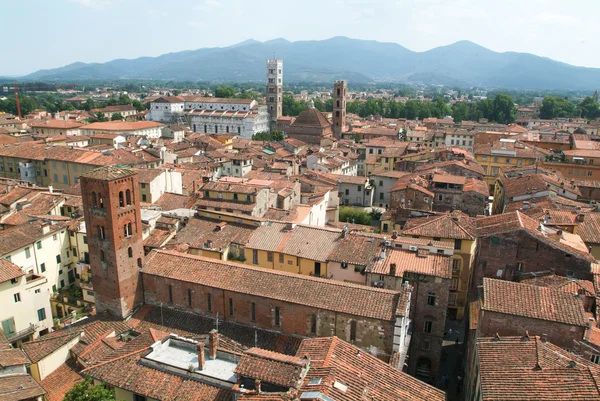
[292,107,331,128]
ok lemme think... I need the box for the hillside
[23,37,600,90]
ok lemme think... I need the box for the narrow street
[437,319,467,401]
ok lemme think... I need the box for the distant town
[0,59,600,401]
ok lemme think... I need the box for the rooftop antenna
[216,312,219,332]
[255,330,258,347]
[160,301,164,327]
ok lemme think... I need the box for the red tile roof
[482,278,588,327]
[0,259,25,284]
[476,335,600,400]
[370,248,452,279]
[142,250,404,321]
[295,337,445,401]
[0,374,46,401]
[235,347,307,388]
[40,359,83,401]
[402,211,476,240]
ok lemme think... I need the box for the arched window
[137,258,142,268]
[335,111,340,118]
[91,192,97,207]
[98,193,104,209]
[126,189,131,205]
[337,100,340,107]
[350,320,357,342]
[100,250,105,262]
[124,222,132,237]
[128,247,133,258]
[97,226,105,240]
[337,88,341,96]
[118,191,124,207]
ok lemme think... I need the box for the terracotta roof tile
[295,337,445,401]
[40,359,83,401]
[0,259,25,284]
[476,335,600,400]
[402,211,476,240]
[0,374,46,401]
[482,278,588,327]
[235,347,307,388]
[142,250,403,321]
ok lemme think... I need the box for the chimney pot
[209,330,218,360]
[197,342,205,370]
[255,379,262,393]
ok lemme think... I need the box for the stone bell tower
[333,80,347,139]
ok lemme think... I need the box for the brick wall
[81,173,144,318]
[479,310,586,349]
[475,231,593,289]
[141,274,396,360]
[390,187,433,211]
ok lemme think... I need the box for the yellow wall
[242,248,328,277]
[475,154,536,187]
[204,190,254,203]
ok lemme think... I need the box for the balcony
[6,323,37,342]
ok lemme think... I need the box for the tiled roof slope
[40,359,83,401]
[476,335,600,400]
[295,337,446,401]
[476,211,595,262]
[482,278,588,327]
[402,210,476,240]
[0,259,25,284]
[0,374,46,401]
[246,223,341,262]
[142,250,403,321]
[235,347,307,388]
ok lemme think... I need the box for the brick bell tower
[333,80,347,139]
[80,167,144,319]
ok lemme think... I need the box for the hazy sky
[2,0,599,76]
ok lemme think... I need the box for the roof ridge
[80,346,149,374]
[77,330,114,359]
[148,250,401,295]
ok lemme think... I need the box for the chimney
[208,330,218,360]
[577,214,585,223]
[255,379,262,393]
[380,248,386,260]
[587,318,595,341]
[390,263,397,277]
[197,342,205,370]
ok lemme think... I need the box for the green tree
[63,377,115,401]
[111,113,124,121]
[282,95,307,116]
[215,86,236,98]
[82,98,95,111]
[88,112,109,123]
[132,99,145,112]
[539,96,577,119]
[339,206,372,225]
[579,96,600,120]
[490,94,517,124]
[272,130,284,141]
[117,94,131,105]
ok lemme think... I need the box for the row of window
[167,285,358,340]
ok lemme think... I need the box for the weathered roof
[80,166,137,181]
[295,337,445,401]
[476,335,600,400]
[0,259,25,284]
[142,250,403,321]
[482,278,588,327]
[235,347,307,388]
[0,374,46,401]
[402,211,476,240]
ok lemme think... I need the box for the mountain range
[21,37,600,90]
